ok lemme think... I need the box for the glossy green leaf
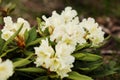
[37,17,45,36]
[91,67,116,77]
[26,36,48,47]
[75,43,91,51]
[0,30,5,51]
[13,59,31,68]
[16,67,46,73]
[24,50,34,56]
[26,27,37,44]
[68,71,93,80]
[13,54,33,68]
[37,17,49,36]
[24,29,29,43]
[0,47,18,58]
[90,61,117,77]
[79,62,102,71]
[37,17,42,32]
[72,53,102,61]
[74,60,102,71]
[26,38,42,47]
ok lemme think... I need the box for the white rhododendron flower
[42,7,86,46]
[15,18,31,37]
[1,16,31,41]
[80,18,105,46]
[34,39,54,67]
[56,64,73,78]
[49,57,61,71]
[42,6,77,31]
[1,30,14,41]
[3,16,15,30]
[55,43,75,78]
[41,7,104,47]
[0,59,14,80]
[55,42,75,67]
[50,18,86,46]
[34,39,75,78]
[42,11,63,31]
[61,7,77,23]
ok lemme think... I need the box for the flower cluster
[1,16,31,41]
[0,6,105,79]
[79,18,105,46]
[34,7,105,78]
[42,7,86,46]
[34,39,75,78]
[42,7,104,47]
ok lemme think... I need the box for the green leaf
[0,47,18,58]
[0,17,3,25]
[80,61,102,71]
[34,76,48,80]
[74,60,102,71]
[80,63,102,71]
[49,73,59,79]
[37,17,45,36]
[24,50,34,56]
[37,17,41,27]
[72,53,102,61]
[68,71,93,80]
[26,27,37,44]
[1,24,23,53]
[26,38,42,47]
[90,61,117,77]
[6,3,16,13]
[91,67,116,77]
[13,54,33,68]
[16,67,46,73]
[13,59,31,68]
[75,43,91,51]
[26,36,48,47]
[24,29,29,43]
[0,30,5,51]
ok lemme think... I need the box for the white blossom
[80,17,105,46]
[42,7,86,47]
[0,59,14,80]
[34,39,54,68]
[1,30,14,41]
[3,16,15,30]
[1,16,31,41]
[49,57,61,71]
[55,42,75,68]
[50,42,75,78]
[56,64,73,78]
[34,39,75,78]
[42,11,64,31]
[61,6,77,23]
[14,18,31,37]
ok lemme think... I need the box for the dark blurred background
[1,0,120,24]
